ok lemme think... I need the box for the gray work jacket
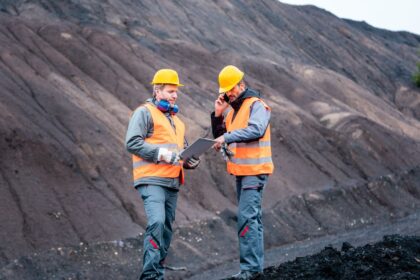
[125,98,186,190]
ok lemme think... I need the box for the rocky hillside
[0,0,420,273]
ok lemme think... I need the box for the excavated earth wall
[0,0,420,278]
[1,167,419,279]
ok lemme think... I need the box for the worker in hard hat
[211,65,274,279]
[125,69,200,280]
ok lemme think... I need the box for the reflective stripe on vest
[228,140,271,149]
[225,97,274,176]
[230,157,273,165]
[132,103,185,185]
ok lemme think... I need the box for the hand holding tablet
[179,138,216,160]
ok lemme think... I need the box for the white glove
[184,157,200,169]
[158,148,180,164]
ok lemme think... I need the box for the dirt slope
[0,0,420,272]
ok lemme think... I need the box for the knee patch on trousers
[148,235,160,250]
[239,220,250,237]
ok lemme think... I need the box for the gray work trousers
[236,175,267,273]
[137,185,178,280]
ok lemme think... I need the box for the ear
[239,81,246,91]
[154,88,161,100]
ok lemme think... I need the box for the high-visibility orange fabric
[132,103,185,184]
[225,97,274,176]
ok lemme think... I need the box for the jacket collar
[230,88,261,111]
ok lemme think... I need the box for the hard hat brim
[218,86,231,94]
[150,83,184,87]
[218,81,239,93]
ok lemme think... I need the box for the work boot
[231,270,261,280]
[163,264,187,271]
[139,273,160,280]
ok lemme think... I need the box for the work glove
[184,156,200,169]
[158,148,180,165]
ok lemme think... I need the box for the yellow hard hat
[151,69,184,86]
[218,65,244,93]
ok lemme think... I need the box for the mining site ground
[184,212,420,280]
[1,212,419,280]
[243,234,420,280]
[1,167,419,279]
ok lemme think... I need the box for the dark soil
[230,235,420,280]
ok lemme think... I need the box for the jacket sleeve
[223,101,271,144]
[211,111,227,138]
[125,106,160,163]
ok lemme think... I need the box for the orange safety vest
[132,103,185,185]
[225,97,274,176]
